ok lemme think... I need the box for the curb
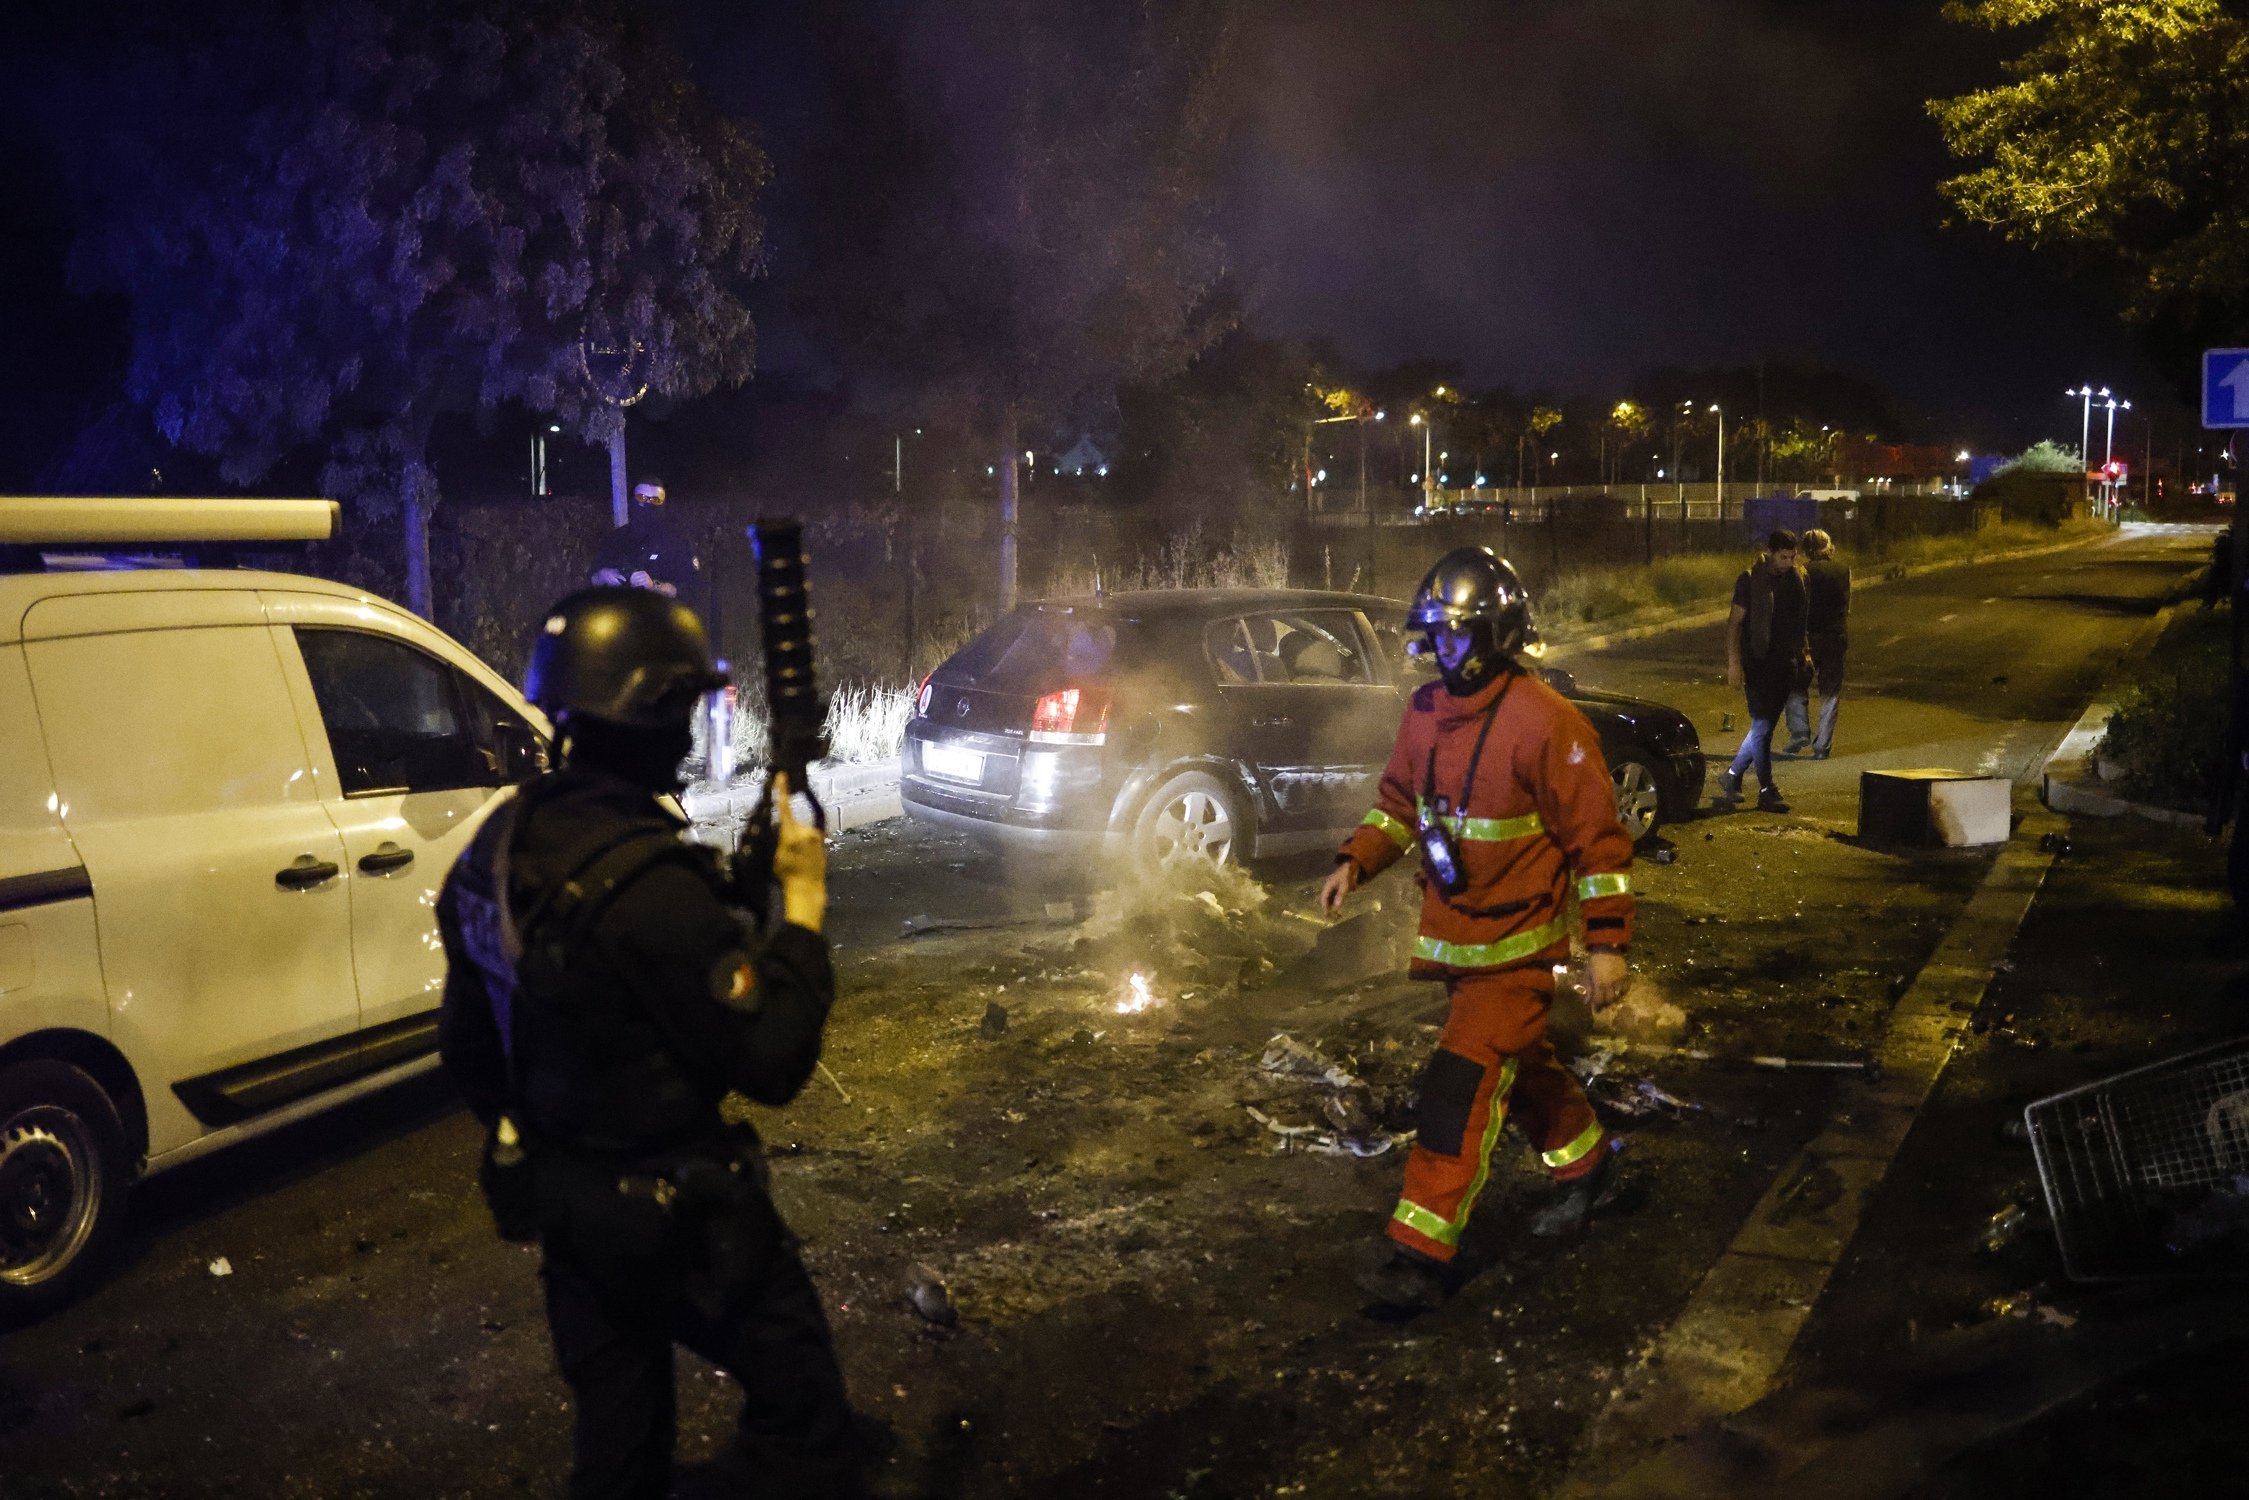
[2036,601,2206,830]
[1541,534,2109,662]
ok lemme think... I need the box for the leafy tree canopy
[1930,1,2249,332]
[70,0,766,613]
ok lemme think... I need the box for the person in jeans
[1715,530,1808,813]
[1783,528,1850,759]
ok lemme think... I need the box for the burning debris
[1115,972,1162,1016]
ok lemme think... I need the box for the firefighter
[437,587,864,1497]
[1319,547,1637,1310]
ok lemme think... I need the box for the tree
[1998,438,2083,474]
[72,0,766,616]
[801,1,1236,610]
[1930,1,2249,335]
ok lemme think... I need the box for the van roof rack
[0,497,339,574]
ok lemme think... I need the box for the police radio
[740,519,828,887]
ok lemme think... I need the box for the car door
[20,590,358,1157]
[1255,608,1400,827]
[271,602,539,1037]
[1202,614,1328,836]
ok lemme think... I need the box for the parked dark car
[900,589,1704,866]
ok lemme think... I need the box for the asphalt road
[0,524,2213,1500]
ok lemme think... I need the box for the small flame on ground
[1116,972,1159,1015]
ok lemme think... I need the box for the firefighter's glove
[770,772,828,933]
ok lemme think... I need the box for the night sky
[0,0,2171,489]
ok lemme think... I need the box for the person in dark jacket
[1715,530,1809,812]
[437,587,860,1500]
[1782,528,1850,759]
[591,478,701,598]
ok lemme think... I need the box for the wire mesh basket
[2025,1038,2249,1282]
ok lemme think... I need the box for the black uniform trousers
[541,1239,858,1500]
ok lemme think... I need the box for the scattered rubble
[907,1264,959,1327]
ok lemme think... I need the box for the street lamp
[2065,385,2109,467]
[1709,403,1725,507]
[1410,412,1433,508]
[2102,395,2131,469]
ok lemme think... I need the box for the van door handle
[275,855,342,890]
[357,844,415,875]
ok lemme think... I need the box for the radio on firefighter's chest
[1419,793,1468,897]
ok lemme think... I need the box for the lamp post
[1709,403,1725,512]
[2102,395,2130,470]
[2065,385,2108,467]
[1411,413,1433,509]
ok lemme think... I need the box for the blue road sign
[2205,348,2249,429]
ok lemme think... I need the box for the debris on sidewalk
[1980,1288,2076,1327]
[980,1001,1008,1040]
[907,1264,959,1327]
[1242,1104,1409,1158]
[1260,1033,1362,1090]
[1568,1049,1706,1120]
[207,1256,233,1279]
[1981,1202,2030,1252]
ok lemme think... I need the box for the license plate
[922,742,984,784]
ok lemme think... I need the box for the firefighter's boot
[1527,1149,1627,1238]
[1354,1245,1449,1311]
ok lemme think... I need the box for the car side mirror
[1539,665,1578,695]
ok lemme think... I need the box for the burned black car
[900,589,1703,866]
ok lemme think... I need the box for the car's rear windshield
[946,607,1119,692]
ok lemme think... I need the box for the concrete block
[1858,769,2010,847]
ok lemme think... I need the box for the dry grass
[1539,518,2105,631]
[1045,522,1289,597]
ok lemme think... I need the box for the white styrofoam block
[1928,776,2010,846]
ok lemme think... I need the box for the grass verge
[2094,603,2229,814]
[1539,518,2107,632]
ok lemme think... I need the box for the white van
[0,497,547,1315]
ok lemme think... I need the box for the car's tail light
[914,674,933,717]
[1028,685,1109,744]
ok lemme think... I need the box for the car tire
[1610,752,1665,845]
[1132,769,1250,871]
[0,1060,131,1322]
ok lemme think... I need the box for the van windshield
[947,607,1118,692]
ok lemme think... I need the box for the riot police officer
[437,586,862,1499]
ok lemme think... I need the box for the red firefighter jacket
[1337,668,1635,977]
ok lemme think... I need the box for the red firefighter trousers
[1386,965,1609,1264]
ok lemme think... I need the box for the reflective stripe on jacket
[1338,669,1635,975]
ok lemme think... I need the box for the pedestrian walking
[591,477,701,598]
[1320,547,1637,1312]
[437,588,865,1499]
[1782,528,1850,759]
[1716,530,1809,813]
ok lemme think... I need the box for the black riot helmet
[1407,548,1537,693]
[524,586,728,730]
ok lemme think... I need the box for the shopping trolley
[2025,1037,2249,1281]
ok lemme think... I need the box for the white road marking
[1938,612,1958,623]
[1877,634,1904,649]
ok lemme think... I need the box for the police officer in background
[437,587,863,1499]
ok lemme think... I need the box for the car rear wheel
[1610,753,1664,845]
[0,1060,130,1322]
[1133,770,1248,870]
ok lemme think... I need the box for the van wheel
[0,1061,130,1321]
[1610,753,1664,845]
[1134,770,1248,870]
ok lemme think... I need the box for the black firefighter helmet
[1406,546,1538,656]
[524,586,728,728]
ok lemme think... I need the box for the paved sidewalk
[1578,810,2248,1495]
